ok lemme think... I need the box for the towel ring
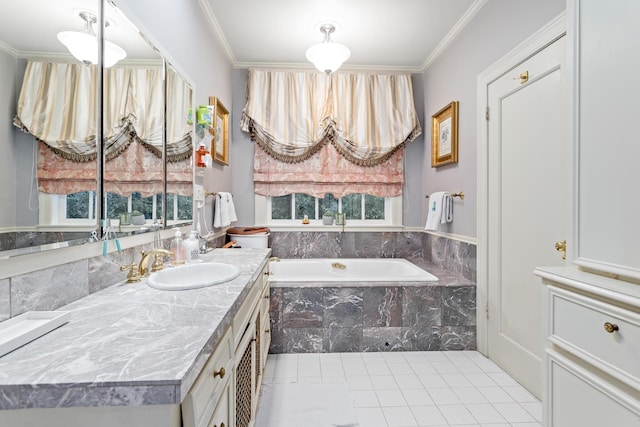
[425,191,464,200]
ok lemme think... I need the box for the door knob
[555,240,566,260]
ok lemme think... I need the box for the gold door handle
[555,240,567,260]
[604,322,619,333]
[213,367,225,379]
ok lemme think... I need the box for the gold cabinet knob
[214,423,225,427]
[265,329,270,333]
[213,367,225,379]
[604,322,619,333]
[264,294,269,299]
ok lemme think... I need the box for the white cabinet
[537,269,640,426]
[570,0,640,280]
[232,262,270,427]
[184,260,270,427]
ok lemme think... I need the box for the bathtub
[268,258,438,284]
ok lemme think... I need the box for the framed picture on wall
[431,100,459,167]
[209,96,229,165]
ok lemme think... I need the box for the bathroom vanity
[0,248,271,427]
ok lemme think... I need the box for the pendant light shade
[305,24,350,74]
[57,12,126,68]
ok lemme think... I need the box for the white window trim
[255,194,403,228]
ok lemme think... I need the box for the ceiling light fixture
[305,23,350,74]
[57,11,126,68]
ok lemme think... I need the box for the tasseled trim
[248,121,423,167]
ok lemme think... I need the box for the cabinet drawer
[183,327,233,427]
[549,286,640,389]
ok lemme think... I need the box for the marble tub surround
[269,261,476,354]
[0,248,270,410]
[423,232,476,282]
[269,231,476,282]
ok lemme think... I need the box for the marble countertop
[0,248,271,410]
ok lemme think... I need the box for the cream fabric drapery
[14,61,193,196]
[14,60,192,162]
[241,69,422,166]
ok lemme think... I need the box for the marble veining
[0,278,9,321]
[0,248,270,410]
[269,260,476,354]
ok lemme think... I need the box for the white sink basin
[147,262,240,291]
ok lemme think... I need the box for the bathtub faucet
[269,257,281,262]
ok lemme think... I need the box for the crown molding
[196,0,237,66]
[421,0,488,71]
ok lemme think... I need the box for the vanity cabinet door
[207,379,233,427]
[547,351,640,427]
[182,327,233,427]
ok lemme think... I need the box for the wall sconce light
[57,11,126,68]
[305,23,350,74]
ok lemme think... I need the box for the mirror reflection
[0,0,194,258]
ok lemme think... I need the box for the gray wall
[0,50,17,229]
[422,0,565,238]
[230,71,426,227]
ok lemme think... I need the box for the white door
[486,35,567,398]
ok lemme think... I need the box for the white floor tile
[388,362,414,375]
[260,352,541,427]
[383,406,418,427]
[394,374,424,389]
[476,387,516,403]
[438,404,477,425]
[409,361,438,375]
[356,407,389,427]
[401,388,434,406]
[371,375,399,390]
[418,373,448,388]
[426,387,462,405]
[492,402,536,423]
[431,361,461,374]
[353,390,380,408]
[410,405,447,426]
[422,351,449,362]
[441,373,473,388]
[487,372,520,387]
[464,372,497,387]
[502,385,538,402]
[376,389,408,406]
[451,387,488,404]
[519,401,542,421]
[366,361,392,376]
[464,403,507,424]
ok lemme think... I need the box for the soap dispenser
[185,231,200,263]
[170,230,185,265]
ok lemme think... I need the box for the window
[40,191,192,227]
[257,193,402,226]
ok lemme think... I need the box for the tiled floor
[260,351,542,427]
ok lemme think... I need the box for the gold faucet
[120,249,173,284]
[269,256,281,262]
[138,248,173,277]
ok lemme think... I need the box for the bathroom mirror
[0,0,194,258]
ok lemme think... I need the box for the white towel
[213,192,237,228]
[441,192,453,224]
[425,191,454,231]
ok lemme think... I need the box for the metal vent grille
[255,314,261,390]
[236,341,253,427]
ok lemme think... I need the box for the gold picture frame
[431,101,459,167]
[209,96,229,165]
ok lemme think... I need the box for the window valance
[14,61,192,163]
[241,69,421,166]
